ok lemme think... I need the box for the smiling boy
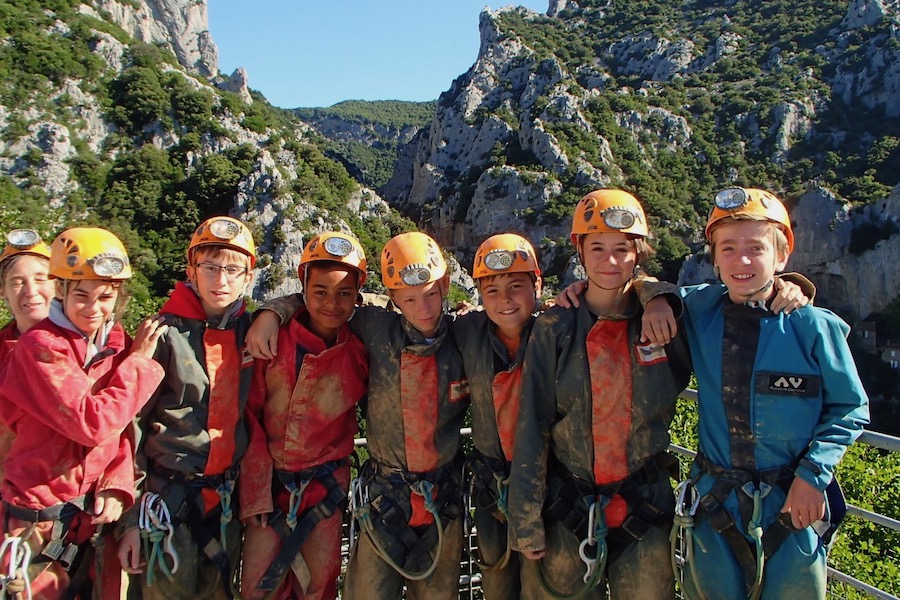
[246,231,469,600]
[674,188,869,599]
[238,232,369,600]
[117,216,257,600]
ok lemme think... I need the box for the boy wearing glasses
[117,216,257,599]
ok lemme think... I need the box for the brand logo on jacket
[755,371,821,397]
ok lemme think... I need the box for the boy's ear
[55,279,66,300]
[439,274,451,297]
[533,275,543,298]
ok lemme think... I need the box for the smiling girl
[0,227,165,599]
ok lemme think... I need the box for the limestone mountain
[292,100,435,191]
[0,0,421,323]
[378,0,900,319]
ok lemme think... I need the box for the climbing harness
[463,453,512,571]
[670,480,707,600]
[145,464,241,598]
[350,458,462,581]
[138,493,179,586]
[255,460,347,593]
[0,535,32,600]
[538,495,609,600]
[675,454,808,600]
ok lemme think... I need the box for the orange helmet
[188,217,257,268]
[570,189,649,245]
[49,227,132,280]
[299,232,367,288]
[705,187,794,253]
[380,232,447,290]
[0,229,52,267]
[472,233,540,280]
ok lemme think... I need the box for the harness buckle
[620,515,650,541]
[40,539,64,562]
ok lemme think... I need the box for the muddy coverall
[123,282,253,600]
[344,307,468,600]
[678,284,869,600]
[0,311,163,599]
[453,310,534,600]
[508,295,692,600]
[239,308,368,600]
[261,295,470,600]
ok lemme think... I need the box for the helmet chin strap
[734,278,774,302]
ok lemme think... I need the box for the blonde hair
[191,246,253,269]
[707,215,790,262]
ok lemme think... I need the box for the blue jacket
[681,283,869,493]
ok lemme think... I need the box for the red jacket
[0,321,19,483]
[240,308,368,518]
[0,318,163,510]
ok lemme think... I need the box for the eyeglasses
[196,262,248,281]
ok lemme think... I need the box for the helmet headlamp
[399,264,432,287]
[208,219,242,240]
[88,254,127,277]
[323,236,353,257]
[7,229,41,250]
[484,250,516,272]
[601,207,638,229]
[714,188,749,210]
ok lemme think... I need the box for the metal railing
[340,389,900,599]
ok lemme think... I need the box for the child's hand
[117,528,144,574]
[245,311,280,360]
[130,316,167,359]
[641,297,678,345]
[92,490,126,524]
[554,280,588,308]
[781,476,826,529]
[771,279,809,314]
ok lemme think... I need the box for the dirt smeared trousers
[509,295,692,600]
[121,282,254,600]
[264,294,470,600]
[0,316,164,599]
[454,310,535,600]
[239,307,368,600]
[678,284,869,600]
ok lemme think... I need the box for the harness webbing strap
[257,461,347,592]
[693,453,799,595]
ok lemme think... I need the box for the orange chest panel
[585,320,633,485]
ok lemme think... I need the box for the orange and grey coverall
[0,311,163,600]
[239,307,368,600]
[125,282,253,600]
[454,310,534,600]
[508,295,691,600]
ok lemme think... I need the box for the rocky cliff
[381,0,900,317]
[87,0,218,77]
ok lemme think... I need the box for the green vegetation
[484,0,899,279]
[293,100,435,189]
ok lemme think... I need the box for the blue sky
[208,1,548,108]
